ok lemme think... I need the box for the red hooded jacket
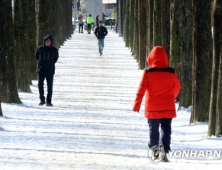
[133,46,181,119]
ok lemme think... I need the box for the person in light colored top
[78,14,84,33]
[86,14,94,34]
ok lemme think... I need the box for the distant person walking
[133,46,181,162]
[86,14,94,34]
[94,21,108,56]
[35,34,59,106]
[78,14,84,33]
[96,14,100,27]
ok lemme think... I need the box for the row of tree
[0,0,73,116]
[117,0,222,137]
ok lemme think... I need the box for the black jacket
[96,16,99,27]
[35,34,59,75]
[94,26,108,39]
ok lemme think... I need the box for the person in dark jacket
[133,46,181,162]
[78,14,84,33]
[94,21,108,56]
[96,14,99,27]
[35,34,59,106]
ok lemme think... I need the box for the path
[0,28,209,170]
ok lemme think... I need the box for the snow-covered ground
[1,29,222,170]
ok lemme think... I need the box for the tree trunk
[153,0,162,46]
[52,0,63,48]
[133,0,139,60]
[14,0,33,92]
[120,0,124,38]
[123,0,130,47]
[170,0,192,108]
[179,0,192,108]
[66,0,73,38]
[129,0,135,54]
[28,1,37,80]
[131,0,137,56]
[169,0,180,70]
[191,0,212,123]
[0,0,21,103]
[138,0,147,69]
[146,0,154,58]
[38,0,51,46]
[161,0,170,56]
[208,0,222,137]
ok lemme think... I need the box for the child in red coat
[133,46,181,162]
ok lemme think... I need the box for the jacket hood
[44,34,53,46]
[147,46,168,68]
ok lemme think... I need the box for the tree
[170,0,192,108]
[152,0,170,55]
[133,0,139,60]
[153,0,162,46]
[161,0,170,56]
[208,0,222,136]
[190,0,212,123]
[37,0,52,47]
[122,0,130,47]
[37,0,73,48]
[0,0,21,103]
[129,0,135,51]
[146,0,154,55]
[13,0,36,92]
[138,0,147,69]
[0,0,12,115]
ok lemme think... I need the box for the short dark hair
[99,21,103,23]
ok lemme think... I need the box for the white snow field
[1,28,222,170]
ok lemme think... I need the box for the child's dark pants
[148,118,172,153]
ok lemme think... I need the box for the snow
[1,29,222,170]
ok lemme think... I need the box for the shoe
[161,154,170,162]
[159,146,170,162]
[39,101,46,106]
[100,53,102,56]
[148,145,160,160]
[46,103,53,106]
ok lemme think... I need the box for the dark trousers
[148,118,172,153]
[79,24,83,33]
[38,74,54,103]
[87,24,92,33]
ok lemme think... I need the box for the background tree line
[117,0,222,137]
[0,0,73,116]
